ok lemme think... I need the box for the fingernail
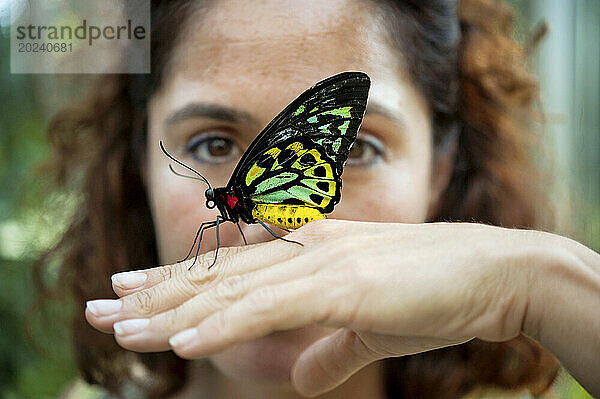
[86,299,122,316]
[169,328,198,348]
[111,272,147,290]
[113,319,150,335]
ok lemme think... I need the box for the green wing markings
[271,158,282,171]
[254,172,298,194]
[307,107,352,126]
[301,178,336,196]
[246,138,341,212]
[251,182,334,210]
[286,185,332,208]
[315,137,327,147]
[322,106,352,118]
[252,190,295,204]
[332,137,342,152]
[318,124,332,135]
[251,186,325,208]
[338,120,350,135]
[246,147,282,186]
[230,72,369,204]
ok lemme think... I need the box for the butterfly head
[205,188,216,209]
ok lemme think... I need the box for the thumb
[291,329,383,397]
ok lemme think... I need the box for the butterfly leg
[180,220,215,263]
[236,221,248,245]
[256,219,303,247]
[187,220,218,270]
[208,216,224,269]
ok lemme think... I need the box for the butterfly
[161,71,371,268]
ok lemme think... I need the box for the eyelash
[186,132,385,166]
[346,134,385,166]
[186,132,241,164]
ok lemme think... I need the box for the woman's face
[146,0,433,386]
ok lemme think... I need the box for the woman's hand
[85,220,600,397]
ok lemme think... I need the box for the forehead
[164,0,402,94]
[150,0,431,138]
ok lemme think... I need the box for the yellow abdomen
[252,203,325,229]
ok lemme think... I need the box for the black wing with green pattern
[229,72,370,183]
[228,72,370,214]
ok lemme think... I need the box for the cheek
[335,159,431,223]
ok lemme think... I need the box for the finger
[113,252,322,352]
[87,241,303,333]
[110,221,318,296]
[293,332,472,397]
[112,235,304,296]
[110,245,248,296]
[168,274,352,358]
[291,329,382,397]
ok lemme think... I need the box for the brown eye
[348,140,366,159]
[207,138,231,156]
[346,136,384,166]
[187,135,240,164]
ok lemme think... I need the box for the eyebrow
[165,102,257,126]
[365,102,407,131]
[165,100,406,133]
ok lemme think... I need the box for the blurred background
[0,0,598,398]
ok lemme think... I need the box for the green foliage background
[0,30,80,397]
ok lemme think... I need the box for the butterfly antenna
[159,141,212,189]
[168,164,206,181]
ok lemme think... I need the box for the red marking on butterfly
[227,195,238,209]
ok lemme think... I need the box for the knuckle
[199,246,237,267]
[215,309,229,330]
[215,275,246,302]
[172,261,190,275]
[186,246,246,287]
[156,265,173,281]
[200,249,219,266]
[210,310,232,342]
[188,265,220,287]
[246,287,277,314]
[173,276,201,298]
[131,290,154,315]
[216,246,235,258]
[162,306,182,329]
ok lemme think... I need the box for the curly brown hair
[36,0,559,397]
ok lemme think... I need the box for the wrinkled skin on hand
[86,220,600,397]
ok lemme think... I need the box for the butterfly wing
[243,137,340,213]
[229,71,370,215]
